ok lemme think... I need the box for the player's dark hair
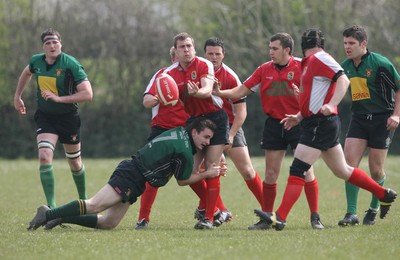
[203,37,225,53]
[270,33,294,55]
[41,28,61,43]
[173,32,195,49]
[342,25,368,43]
[186,118,217,134]
[301,28,324,53]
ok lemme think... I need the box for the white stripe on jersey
[309,52,343,114]
[309,76,331,114]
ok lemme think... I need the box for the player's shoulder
[368,51,393,66]
[164,62,179,73]
[59,52,80,63]
[221,63,239,76]
[292,56,302,63]
[196,56,214,68]
[258,60,275,69]
[30,53,45,63]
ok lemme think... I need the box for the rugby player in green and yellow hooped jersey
[14,28,93,211]
[27,118,225,231]
[338,25,400,227]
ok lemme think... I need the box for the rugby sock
[72,165,87,199]
[370,175,386,210]
[344,181,360,214]
[347,168,386,200]
[276,176,305,220]
[138,182,159,222]
[190,179,207,210]
[263,182,277,212]
[205,176,220,221]
[245,172,264,209]
[216,195,227,211]
[304,178,319,214]
[40,164,56,208]
[56,214,98,228]
[46,199,86,221]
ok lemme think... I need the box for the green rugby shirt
[134,126,196,187]
[341,51,400,114]
[29,52,88,114]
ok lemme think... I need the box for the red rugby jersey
[164,56,219,117]
[298,50,343,118]
[243,56,301,120]
[216,63,243,124]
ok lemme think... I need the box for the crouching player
[28,118,223,231]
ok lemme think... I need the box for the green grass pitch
[0,156,399,260]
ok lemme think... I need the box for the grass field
[0,156,399,260]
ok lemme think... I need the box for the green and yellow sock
[47,199,87,220]
[47,199,98,229]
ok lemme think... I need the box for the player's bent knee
[97,217,119,230]
[290,158,311,178]
[239,169,256,180]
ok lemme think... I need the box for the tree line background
[1,0,400,159]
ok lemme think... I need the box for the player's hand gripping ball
[156,73,179,106]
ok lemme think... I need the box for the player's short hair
[173,32,195,49]
[270,32,294,55]
[342,25,368,43]
[203,37,225,53]
[186,117,217,134]
[301,28,324,52]
[41,28,61,43]
[169,46,176,59]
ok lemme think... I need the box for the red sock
[348,168,385,199]
[304,178,319,214]
[190,179,207,210]
[205,176,220,221]
[263,182,277,212]
[276,176,305,220]
[138,182,159,222]
[245,172,264,209]
[216,195,226,211]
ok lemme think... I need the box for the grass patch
[0,156,399,260]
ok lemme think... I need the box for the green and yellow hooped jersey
[29,52,88,114]
[341,51,400,115]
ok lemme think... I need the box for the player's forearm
[230,103,247,137]
[328,75,350,107]
[177,173,206,186]
[217,85,251,100]
[143,94,159,108]
[392,89,400,117]
[59,82,93,103]
[14,68,32,99]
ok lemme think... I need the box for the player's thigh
[293,144,321,166]
[228,146,255,179]
[97,202,131,229]
[204,144,225,166]
[264,149,286,181]
[321,144,353,180]
[86,184,122,213]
